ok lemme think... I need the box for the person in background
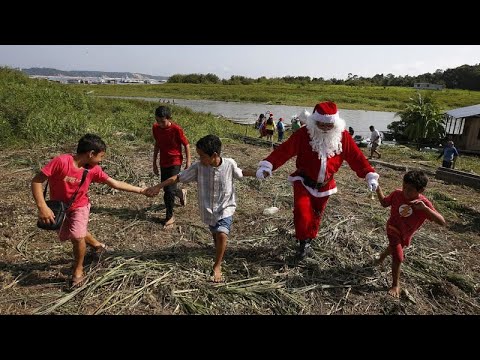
[255,113,265,130]
[348,127,354,136]
[437,140,459,169]
[374,170,445,298]
[265,114,275,142]
[256,102,379,259]
[291,117,301,132]
[369,125,381,159]
[276,118,285,142]
[152,106,191,229]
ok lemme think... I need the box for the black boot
[296,239,312,259]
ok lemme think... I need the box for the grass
[73,82,480,112]
[0,67,249,149]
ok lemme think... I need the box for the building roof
[445,104,480,119]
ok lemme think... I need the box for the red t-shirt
[41,154,110,211]
[152,122,189,168]
[383,189,435,244]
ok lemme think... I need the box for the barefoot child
[146,134,255,282]
[152,106,191,229]
[374,170,445,297]
[32,134,150,287]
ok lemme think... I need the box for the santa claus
[256,101,379,259]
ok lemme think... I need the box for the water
[101,96,397,137]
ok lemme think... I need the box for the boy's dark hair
[403,170,428,191]
[77,133,107,154]
[155,106,171,119]
[369,125,374,131]
[196,135,222,156]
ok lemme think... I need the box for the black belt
[300,173,333,190]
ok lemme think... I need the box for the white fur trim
[288,176,337,198]
[298,109,310,123]
[311,112,339,124]
[258,160,273,171]
[365,172,379,182]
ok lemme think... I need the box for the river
[101,96,397,138]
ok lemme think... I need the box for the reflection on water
[102,96,397,137]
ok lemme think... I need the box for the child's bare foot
[388,286,401,298]
[71,272,85,288]
[211,268,223,283]
[94,243,112,255]
[163,217,175,229]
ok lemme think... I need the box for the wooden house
[444,104,480,153]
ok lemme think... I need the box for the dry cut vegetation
[1,141,479,315]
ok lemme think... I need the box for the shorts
[209,216,233,235]
[387,224,409,263]
[372,142,379,151]
[58,203,91,241]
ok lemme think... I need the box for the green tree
[392,92,445,148]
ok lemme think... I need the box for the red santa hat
[310,101,339,124]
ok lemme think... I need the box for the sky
[1,45,479,80]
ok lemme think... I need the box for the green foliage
[391,92,446,147]
[0,67,247,149]
[75,82,480,113]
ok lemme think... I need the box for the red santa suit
[257,102,378,241]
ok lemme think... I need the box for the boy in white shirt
[146,135,255,282]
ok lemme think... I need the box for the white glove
[256,166,272,179]
[365,172,379,192]
[256,160,273,180]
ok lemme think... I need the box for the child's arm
[375,185,389,207]
[31,172,55,224]
[144,174,180,197]
[410,199,446,226]
[184,144,191,169]
[153,143,160,175]
[105,178,148,196]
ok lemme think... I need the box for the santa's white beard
[306,117,346,159]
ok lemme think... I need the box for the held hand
[153,163,159,176]
[185,160,191,170]
[367,178,378,192]
[256,166,272,180]
[139,187,150,197]
[365,172,379,192]
[144,186,161,197]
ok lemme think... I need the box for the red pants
[293,181,329,241]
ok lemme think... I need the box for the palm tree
[394,92,445,148]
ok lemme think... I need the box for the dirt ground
[0,140,479,315]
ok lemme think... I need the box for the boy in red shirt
[32,134,150,287]
[152,106,191,228]
[375,170,446,298]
